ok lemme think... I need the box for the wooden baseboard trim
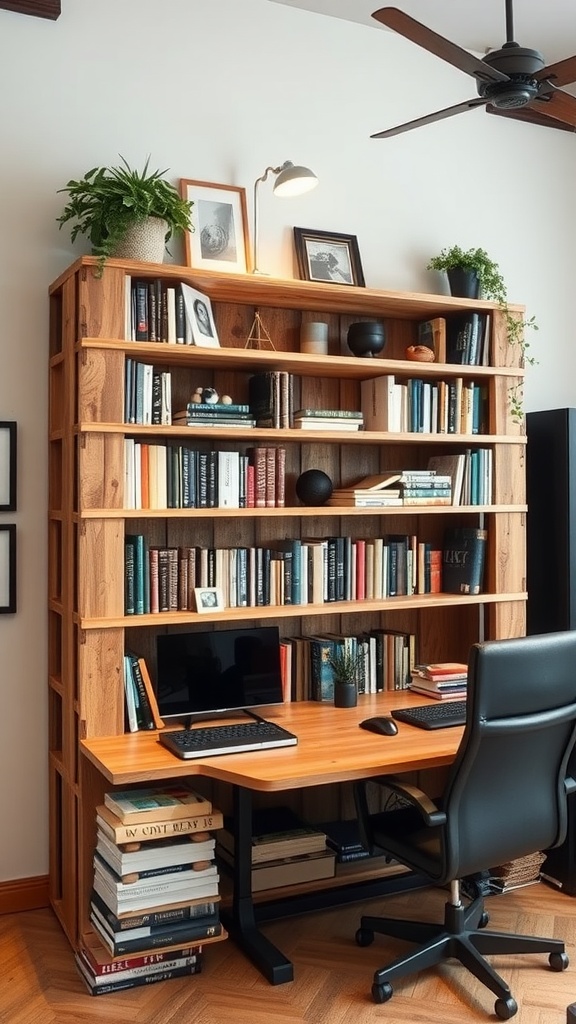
[0,876,49,915]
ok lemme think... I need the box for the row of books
[127,278,188,344]
[77,785,225,995]
[417,313,491,367]
[361,374,488,435]
[328,470,452,508]
[125,358,172,425]
[124,441,286,511]
[123,652,164,732]
[124,527,487,615]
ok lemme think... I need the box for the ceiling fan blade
[536,85,576,127]
[371,97,488,139]
[537,54,576,87]
[371,7,509,84]
[486,104,576,133]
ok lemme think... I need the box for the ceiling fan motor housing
[478,44,545,108]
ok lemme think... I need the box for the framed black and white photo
[0,524,16,614]
[180,283,220,348]
[194,587,224,613]
[0,421,16,512]
[294,228,365,287]
[180,179,249,274]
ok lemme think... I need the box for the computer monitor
[156,625,284,722]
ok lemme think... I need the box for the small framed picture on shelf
[180,283,220,348]
[194,587,224,613]
[0,524,16,614]
[0,421,17,512]
[293,228,365,287]
[180,179,249,274]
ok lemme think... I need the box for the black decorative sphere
[296,469,333,506]
[347,321,387,358]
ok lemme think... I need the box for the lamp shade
[273,161,318,197]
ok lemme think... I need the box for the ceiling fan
[372,1,576,137]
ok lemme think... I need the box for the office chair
[354,631,576,1020]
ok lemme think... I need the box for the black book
[442,526,487,595]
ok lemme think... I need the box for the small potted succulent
[330,646,363,708]
[57,155,193,272]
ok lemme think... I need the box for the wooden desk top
[81,692,462,791]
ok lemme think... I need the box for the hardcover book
[442,526,487,595]
[104,786,211,824]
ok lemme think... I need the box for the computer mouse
[359,716,398,736]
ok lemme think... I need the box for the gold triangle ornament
[245,310,276,350]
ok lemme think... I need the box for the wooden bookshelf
[48,255,526,948]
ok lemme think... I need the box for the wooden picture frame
[180,179,249,274]
[0,524,16,613]
[194,587,224,613]
[0,1,60,19]
[294,228,365,287]
[0,422,17,511]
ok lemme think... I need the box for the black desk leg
[223,785,294,985]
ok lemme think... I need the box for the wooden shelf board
[78,336,523,380]
[77,504,527,519]
[77,591,527,630]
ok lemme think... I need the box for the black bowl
[347,321,387,358]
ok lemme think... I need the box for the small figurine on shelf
[191,386,233,406]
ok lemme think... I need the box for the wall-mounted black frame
[0,422,16,512]
[0,524,16,613]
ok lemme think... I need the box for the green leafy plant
[328,646,363,684]
[57,155,193,271]
[427,245,538,423]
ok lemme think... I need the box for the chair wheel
[478,911,490,928]
[356,927,374,947]
[372,982,393,1004]
[549,951,569,971]
[495,996,518,1020]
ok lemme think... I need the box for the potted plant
[427,245,538,422]
[330,646,363,708]
[57,155,193,272]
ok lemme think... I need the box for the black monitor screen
[156,626,283,720]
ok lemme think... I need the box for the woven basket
[113,216,167,263]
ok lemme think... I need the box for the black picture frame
[294,228,365,287]
[0,524,16,614]
[0,421,17,512]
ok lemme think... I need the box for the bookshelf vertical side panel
[78,264,128,339]
[78,433,124,511]
[78,347,124,423]
[78,519,125,617]
[485,510,526,622]
[78,628,125,737]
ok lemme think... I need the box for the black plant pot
[347,321,387,358]
[334,681,357,708]
[447,268,480,299]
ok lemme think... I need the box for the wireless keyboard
[391,700,467,730]
[158,719,298,759]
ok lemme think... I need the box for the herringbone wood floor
[2,882,576,1024]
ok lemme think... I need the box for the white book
[124,438,136,510]
[96,833,216,876]
[217,450,240,508]
[142,363,153,425]
[161,371,171,425]
[155,445,168,509]
[166,287,177,344]
[133,442,142,510]
[123,656,138,732]
[361,375,402,432]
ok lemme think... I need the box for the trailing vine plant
[427,246,538,423]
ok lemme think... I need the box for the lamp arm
[252,163,291,274]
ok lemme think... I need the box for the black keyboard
[158,720,298,760]
[391,700,467,730]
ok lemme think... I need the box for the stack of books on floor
[328,472,403,508]
[215,806,336,892]
[76,784,225,995]
[408,662,468,700]
[293,409,364,431]
[172,402,256,428]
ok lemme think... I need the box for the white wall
[0,0,574,881]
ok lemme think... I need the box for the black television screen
[156,625,283,720]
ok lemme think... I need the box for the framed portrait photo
[180,283,220,348]
[180,179,249,274]
[0,421,16,512]
[194,587,224,613]
[294,228,365,287]
[0,524,16,614]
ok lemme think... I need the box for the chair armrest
[359,775,447,827]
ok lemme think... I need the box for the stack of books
[328,472,403,508]
[293,409,363,431]
[409,661,468,700]
[491,851,546,893]
[248,370,293,427]
[76,785,225,995]
[215,806,335,893]
[398,469,452,506]
[172,402,256,428]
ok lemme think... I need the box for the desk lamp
[252,160,318,275]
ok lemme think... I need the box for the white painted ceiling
[268,1,576,65]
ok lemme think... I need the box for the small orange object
[405,345,435,362]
